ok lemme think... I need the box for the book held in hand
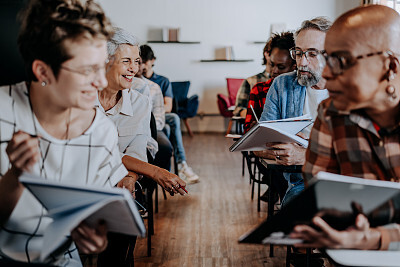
[19,173,146,261]
[229,114,312,152]
[238,171,400,245]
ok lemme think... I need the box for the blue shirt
[149,72,173,98]
[260,71,306,121]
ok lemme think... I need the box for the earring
[386,70,397,101]
[386,85,397,101]
[41,81,47,87]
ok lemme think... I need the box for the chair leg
[225,118,233,135]
[155,184,158,213]
[257,180,261,212]
[286,246,291,267]
[241,152,245,176]
[183,118,194,137]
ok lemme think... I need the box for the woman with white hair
[96,27,187,266]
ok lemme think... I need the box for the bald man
[290,5,400,250]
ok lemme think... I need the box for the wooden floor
[134,133,288,266]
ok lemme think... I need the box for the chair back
[171,81,190,103]
[226,78,244,106]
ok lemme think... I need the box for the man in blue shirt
[140,44,200,184]
[259,17,331,206]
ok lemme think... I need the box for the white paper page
[41,195,145,261]
[326,249,400,267]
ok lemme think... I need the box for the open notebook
[229,114,312,152]
[239,171,400,245]
[20,173,146,261]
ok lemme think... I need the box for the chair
[217,78,244,134]
[171,81,199,137]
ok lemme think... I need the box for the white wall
[98,0,359,132]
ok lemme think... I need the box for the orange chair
[217,78,245,135]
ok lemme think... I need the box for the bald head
[329,5,400,54]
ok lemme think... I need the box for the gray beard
[297,67,322,87]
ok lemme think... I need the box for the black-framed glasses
[319,50,392,76]
[289,47,324,61]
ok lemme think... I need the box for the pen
[179,185,188,194]
[250,104,259,123]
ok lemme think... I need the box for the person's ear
[32,59,52,85]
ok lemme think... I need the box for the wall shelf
[200,59,254,62]
[252,41,266,44]
[147,41,200,44]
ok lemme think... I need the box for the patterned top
[233,70,269,116]
[243,79,273,133]
[303,98,400,250]
[145,78,165,131]
[0,82,127,265]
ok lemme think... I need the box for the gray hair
[107,27,140,57]
[295,17,332,37]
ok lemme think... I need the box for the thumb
[355,214,370,230]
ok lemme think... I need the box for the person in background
[134,57,174,174]
[0,0,125,265]
[233,39,272,118]
[258,17,331,207]
[243,31,296,133]
[244,31,296,203]
[140,44,200,184]
[291,5,400,251]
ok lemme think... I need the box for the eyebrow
[294,47,320,51]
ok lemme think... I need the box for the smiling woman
[0,0,130,266]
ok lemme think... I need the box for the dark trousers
[153,130,173,171]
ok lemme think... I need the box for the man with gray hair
[258,17,331,207]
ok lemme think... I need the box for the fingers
[6,131,40,172]
[157,169,188,196]
[296,132,308,139]
[72,221,108,254]
[355,213,370,230]
[117,175,137,197]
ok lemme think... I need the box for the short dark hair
[140,44,156,63]
[18,0,114,81]
[268,31,296,64]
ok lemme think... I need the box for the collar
[95,89,134,117]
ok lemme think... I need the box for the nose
[92,68,108,90]
[322,64,333,80]
[271,66,280,76]
[298,53,309,67]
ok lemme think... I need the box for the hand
[265,142,306,166]
[253,150,276,160]
[117,172,138,198]
[71,221,108,254]
[153,167,187,196]
[6,131,40,173]
[290,214,381,250]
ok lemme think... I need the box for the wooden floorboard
[134,133,288,266]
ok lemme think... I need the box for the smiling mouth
[122,75,133,82]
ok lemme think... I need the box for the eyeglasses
[289,48,324,61]
[60,64,106,77]
[319,50,392,76]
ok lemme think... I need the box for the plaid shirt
[233,70,269,116]
[243,79,273,133]
[303,98,400,250]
